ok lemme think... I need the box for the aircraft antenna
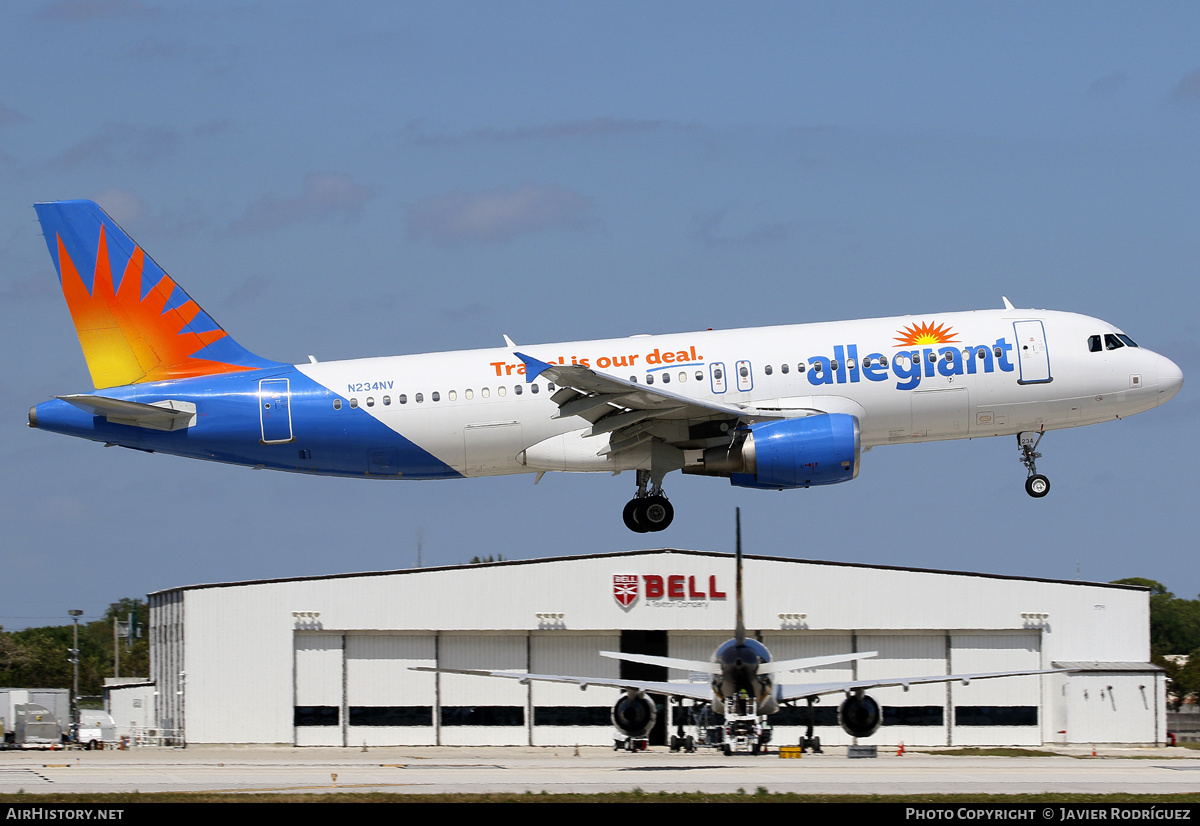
[735,508,745,644]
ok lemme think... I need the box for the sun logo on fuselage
[893,321,959,348]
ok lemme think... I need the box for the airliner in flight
[415,510,1070,753]
[28,200,1183,532]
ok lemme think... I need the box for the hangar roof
[148,548,1148,597]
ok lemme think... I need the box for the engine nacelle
[838,693,882,738]
[686,413,860,490]
[611,693,657,739]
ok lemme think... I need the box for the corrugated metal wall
[151,551,1157,746]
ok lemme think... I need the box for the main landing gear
[623,469,675,533]
[1018,431,1050,498]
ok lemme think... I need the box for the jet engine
[611,693,657,739]
[838,693,882,738]
[685,413,860,490]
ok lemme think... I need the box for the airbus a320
[28,200,1183,531]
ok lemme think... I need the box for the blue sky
[1,1,1197,630]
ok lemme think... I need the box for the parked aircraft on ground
[415,510,1070,753]
[28,200,1182,531]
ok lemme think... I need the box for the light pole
[68,609,83,744]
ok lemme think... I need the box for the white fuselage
[294,308,1181,478]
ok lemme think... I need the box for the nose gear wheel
[1018,432,1050,498]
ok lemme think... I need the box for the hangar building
[147,550,1164,747]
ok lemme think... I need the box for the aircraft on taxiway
[414,509,1072,754]
[28,200,1183,532]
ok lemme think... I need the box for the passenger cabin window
[514,384,522,395]
[482,388,490,398]
[399,394,408,404]
[383,396,391,406]
[465,389,474,400]
[366,397,374,407]
[661,373,670,383]
[349,398,359,408]
[781,363,789,374]
[431,391,440,402]
[448,390,457,401]
[333,399,342,410]
[415,393,423,403]
[764,365,773,375]
[531,384,539,394]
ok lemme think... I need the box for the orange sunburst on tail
[56,223,252,389]
[893,321,959,348]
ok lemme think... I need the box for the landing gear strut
[1018,432,1050,498]
[622,469,674,532]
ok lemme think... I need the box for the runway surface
[0,745,1198,796]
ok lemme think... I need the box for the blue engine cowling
[727,413,860,490]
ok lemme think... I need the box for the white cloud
[405,184,595,245]
[230,173,374,233]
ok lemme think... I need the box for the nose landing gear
[1018,432,1050,498]
[622,469,675,532]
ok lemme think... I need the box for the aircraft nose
[1157,355,1184,405]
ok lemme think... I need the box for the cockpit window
[1088,335,1102,353]
[1104,334,1124,351]
[1117,334,1139,348]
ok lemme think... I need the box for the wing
[515,351,803,462]
[778,667,1073,703]
[58,394,197,432]
[409,665,713,701]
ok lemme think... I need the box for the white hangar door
[949,633,1044,746]
[294,634,343,746]
[439,634,529,746]
[345,635,437,746]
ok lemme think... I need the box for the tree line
[1112,578,1200,709]
[0,598,148,702]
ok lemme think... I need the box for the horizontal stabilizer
[599,650,720,675]
[758,651,878,676]
[58,394,196,431]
